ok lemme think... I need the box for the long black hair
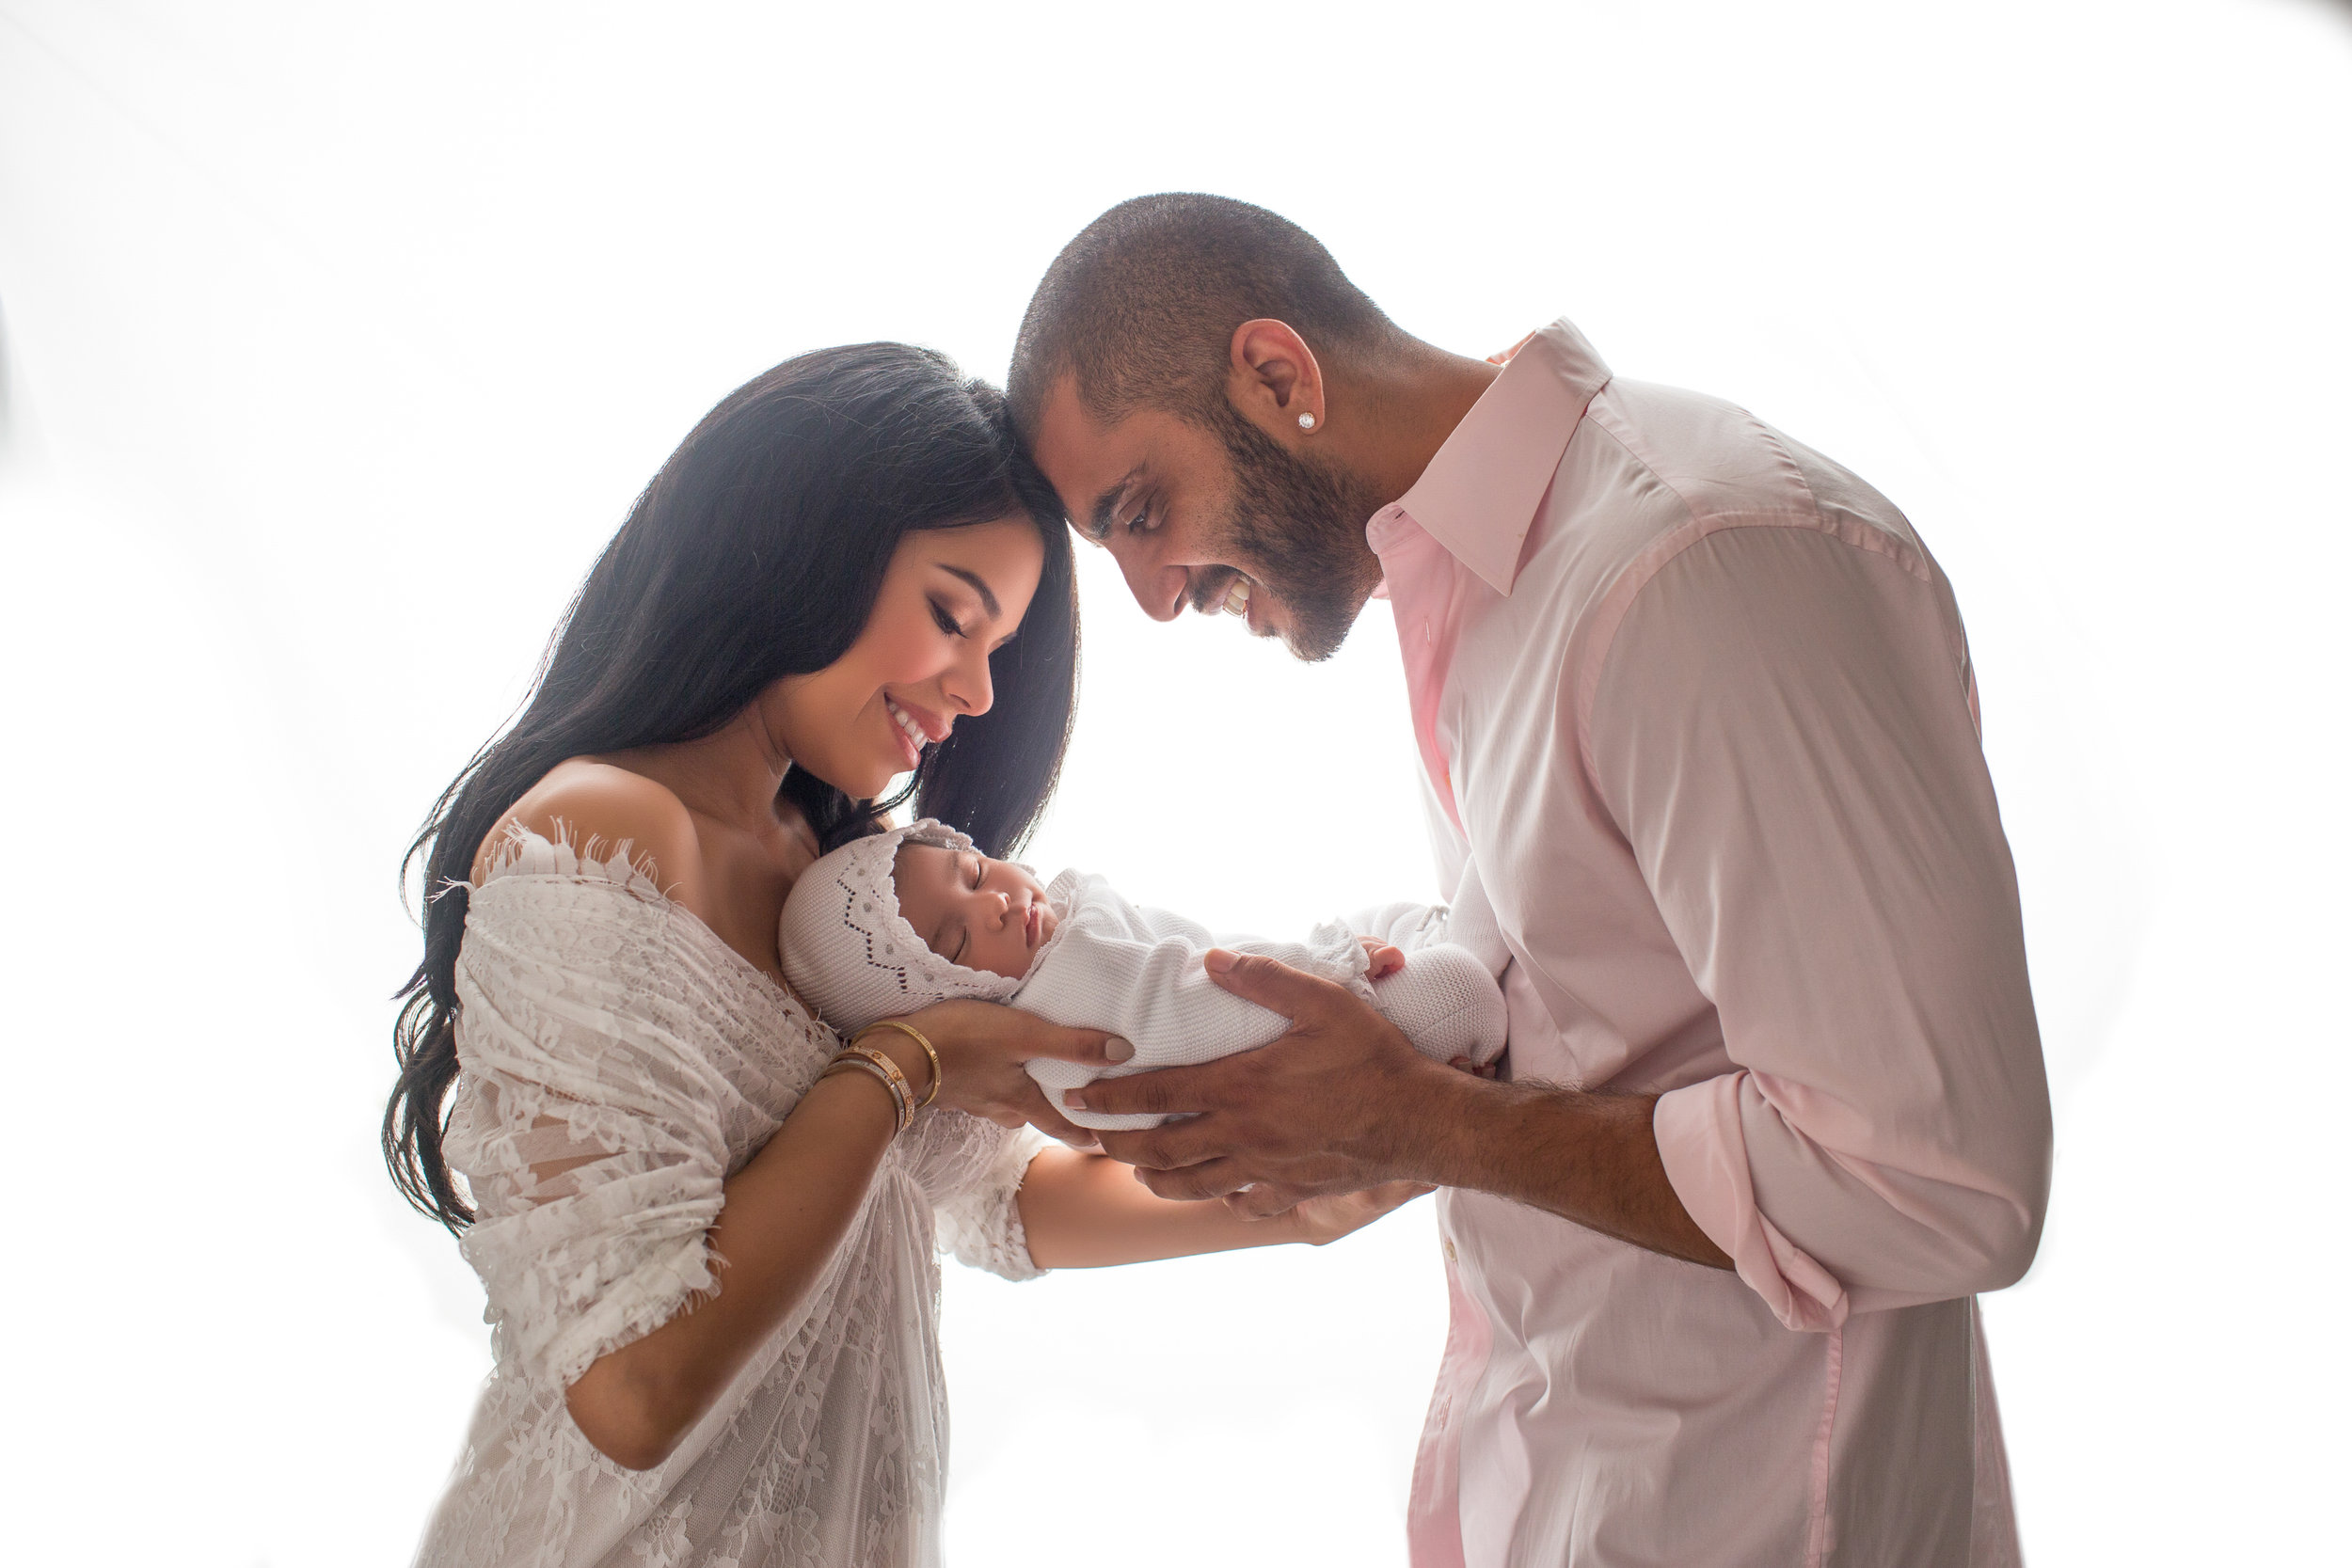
[385,342,1079,1231]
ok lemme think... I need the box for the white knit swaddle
[779,822,1509,1132]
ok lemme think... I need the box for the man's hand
[1066,949,1462,1219]
[1285,1180,1436,1243]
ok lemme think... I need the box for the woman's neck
[606,706,793,833]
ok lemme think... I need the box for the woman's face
[773,516,1046,799]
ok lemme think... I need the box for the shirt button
[1443,1238,1458,1262]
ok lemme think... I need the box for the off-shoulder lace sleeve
[444,835,811,1389]
[933,1124,1051,1282]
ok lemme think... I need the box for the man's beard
[1198,402,1388,662]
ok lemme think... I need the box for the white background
[3,1,2346,1561]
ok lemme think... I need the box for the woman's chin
[787,752,895,801]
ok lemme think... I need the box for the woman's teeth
[885,697,928,751]
[1221,578,1252,618]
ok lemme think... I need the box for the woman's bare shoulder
[471,759,707,900]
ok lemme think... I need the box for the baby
[778,818,1508,1131]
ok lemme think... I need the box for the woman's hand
[1279,1180,1434,1244]
[874,1000,1131,1146]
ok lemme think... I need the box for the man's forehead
[1030,375,1138,514]
[1032,373,1223,535]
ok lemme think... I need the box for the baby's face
[892,841,1058,981]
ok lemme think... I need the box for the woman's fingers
[904,1000,1128,1069]
[1038,1026,1133,1067]
[1062,1058,1227,1120]
[1009,1083,1100,1148]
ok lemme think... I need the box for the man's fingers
[1062,1058,1222,1118]
[1092,1117,1223,1172]
[1133,1158,1251,1203]
[1201,948,1343,1018]
[1224,1182,1308,1221]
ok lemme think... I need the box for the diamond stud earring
[1297,412,1316,431]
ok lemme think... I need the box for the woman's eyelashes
[929,598,967,639]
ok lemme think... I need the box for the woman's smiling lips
[882,692,950,769]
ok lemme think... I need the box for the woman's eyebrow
[934,564,1000,620]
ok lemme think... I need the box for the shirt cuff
[1653,1072,1849,1333]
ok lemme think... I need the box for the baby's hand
[1358,936,1406,980]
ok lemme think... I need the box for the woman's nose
[943,641,994,717]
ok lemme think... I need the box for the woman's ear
[1226,319,1326,442]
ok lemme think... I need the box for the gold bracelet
[821,1051,910,1134]
[823,1053,909,1134]
[834,1042,916,1121]
[854,1021,943,1111]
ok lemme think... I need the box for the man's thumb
[1201,948,1309,1013]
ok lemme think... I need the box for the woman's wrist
[850,1021,938,1106]
[811,1056,908,1134]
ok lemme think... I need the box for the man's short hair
[1007,193,1398,439]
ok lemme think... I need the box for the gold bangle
[822,1050,910,1133]
[825,1053,909,1134]
[835,1041,913,1106]
[855,1021,943,1111]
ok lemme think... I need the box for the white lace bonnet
[777,817,1023,1035]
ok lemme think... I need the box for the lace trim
[477,816,674,900]
[936,1126,1050,1282]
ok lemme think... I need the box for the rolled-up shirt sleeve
[1587,521,2053,1330]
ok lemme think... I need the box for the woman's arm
[1016,1146,1426,1269]
[566,1009,1129,1468]
[563,1066,902,1469]
[491,775,1121,1469]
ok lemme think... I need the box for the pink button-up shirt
[1374,321,2052,1567]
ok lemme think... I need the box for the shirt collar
[1373,317,1613,596]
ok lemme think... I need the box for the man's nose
[1112,540,1189,623]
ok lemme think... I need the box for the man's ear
[1226,319,1325,442]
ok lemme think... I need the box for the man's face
[1027,374,1386,661]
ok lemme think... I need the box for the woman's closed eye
[929,598,967,639]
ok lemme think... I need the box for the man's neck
[1333,341,1502,507]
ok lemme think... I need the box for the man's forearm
[1403,1069,1733,1270]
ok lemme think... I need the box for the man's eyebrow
[936,564,1000,620]
[1086,465,1144,542]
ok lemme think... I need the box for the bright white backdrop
[2,2,2346,1562]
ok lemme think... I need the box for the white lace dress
[412,831,1048,1568]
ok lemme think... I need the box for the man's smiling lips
[1189,566,1266,633]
